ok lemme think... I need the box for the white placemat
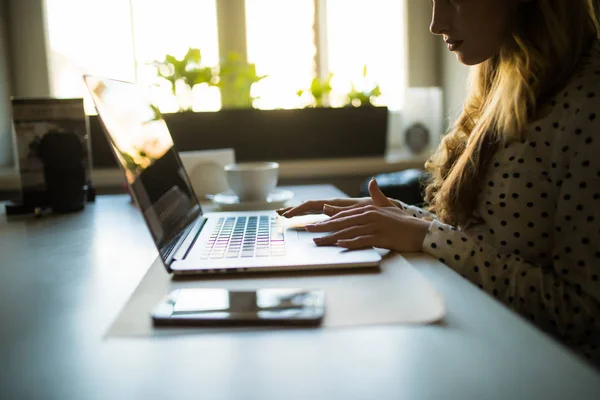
[106,252,445,337]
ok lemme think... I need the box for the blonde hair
[425,0,600,227]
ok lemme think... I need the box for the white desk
[1,185,599,399]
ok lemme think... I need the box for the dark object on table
[6,131,95,216]
[37,131,87,213]
[360,169,427,206]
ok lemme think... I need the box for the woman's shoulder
[527,42,599,156]
[533,41,600,127]
[557,40,600,103]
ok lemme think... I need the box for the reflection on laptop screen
[85,76,200,249]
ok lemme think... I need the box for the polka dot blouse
[404,42,600,365]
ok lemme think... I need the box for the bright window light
[45,0,406,113]
[45,0,136,113]
[245,0,316,109]
[326,0,406,110]
[131,0,220,112]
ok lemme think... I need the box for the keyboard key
[201,215,287,260]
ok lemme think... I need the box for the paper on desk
[106,252,445,338]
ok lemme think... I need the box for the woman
[278,0,600,365]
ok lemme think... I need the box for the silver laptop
[84,75,381,276]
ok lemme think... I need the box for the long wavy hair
[425,0,600,227]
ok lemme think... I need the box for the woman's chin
[455,50,494,67]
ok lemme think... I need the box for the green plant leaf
[149,104,163,121]
[165,54,179,67]
[217,52,267,108]
[371,85,382,97]
[185,48,202,65]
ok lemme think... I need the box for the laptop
[84,75,382,276]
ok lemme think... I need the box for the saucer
[209,189,295,211]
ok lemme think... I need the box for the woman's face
[430,0,516,66]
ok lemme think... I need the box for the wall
[0,0,52,169]
[440,41,470,128]
[7,0,51,97]
[405,0,471,130]
[406,0,440,87]
[0,0,12,167]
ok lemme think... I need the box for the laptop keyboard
[201,216,286,259]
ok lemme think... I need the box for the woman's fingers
[313,224,374,246]
[326,205,378,221]
[305,211,377,232]
[368,178,395,207]
[337,235,377,250]
[277,198,363,218]
[277,200,327,217]
[276,206,293,215]
[322,203,364,216]
[327,204,404,223]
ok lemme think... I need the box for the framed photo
[11,98,93,206]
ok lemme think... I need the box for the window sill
[0,148,429,191]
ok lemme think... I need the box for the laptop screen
[84,76,201,256]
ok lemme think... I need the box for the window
[245,0,316,109]
[45,0,220,113]
[326,0,406,110]
[45,0,406,113]
[131,0,220,112]
[45,0,135,113]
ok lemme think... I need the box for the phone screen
[152,288,325,325]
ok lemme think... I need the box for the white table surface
[1,185,599,400]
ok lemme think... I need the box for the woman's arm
[420,97,600,348]
[422,218,600,346]
[391,199,437,221]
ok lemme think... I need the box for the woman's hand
[283,179,432,253]
[277,197,376,218]
[277,181,399,218]
[307,204,431,253]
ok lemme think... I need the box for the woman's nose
[430,4,450,36]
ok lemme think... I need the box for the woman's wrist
[413,219,433,252]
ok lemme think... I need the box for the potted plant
[215,52,267,109]
[152,48,214,112]
[296,73,334,107]
[89,50,389,168]
[345,65,383,107]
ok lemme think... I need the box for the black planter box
[90,107,388,168]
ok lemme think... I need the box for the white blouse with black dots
[401,41,600,365]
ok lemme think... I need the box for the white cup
[224,162,279,202]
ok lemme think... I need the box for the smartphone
[151,288,325,326]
